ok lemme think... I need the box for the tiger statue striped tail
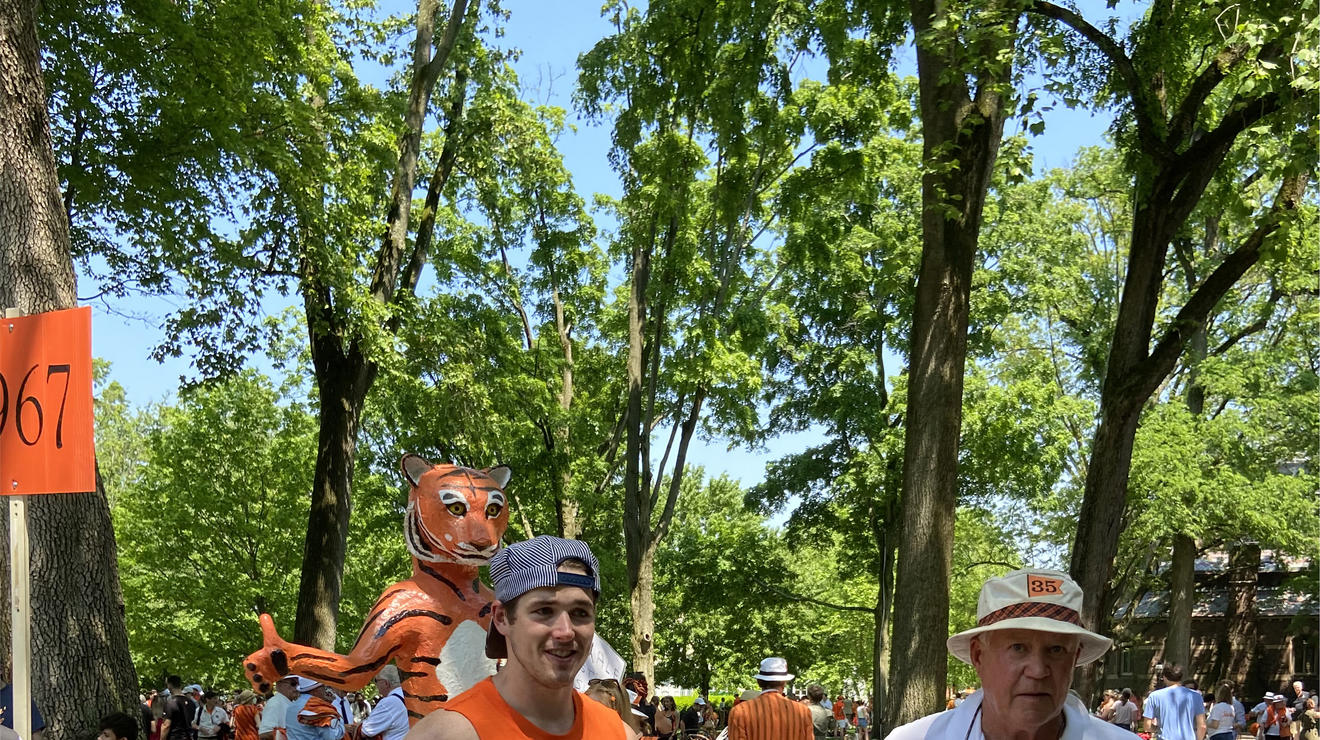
[243,454,508,723]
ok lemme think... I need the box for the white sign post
[4,307,30,740]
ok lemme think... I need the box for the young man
[885,569,1132,740]
[98,713,138,740]
[1144,664,1206,740]
[404,536,627,739]
[160,676,199,740]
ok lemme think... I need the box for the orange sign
[0,307,95,494]
[1026,574,1064,597]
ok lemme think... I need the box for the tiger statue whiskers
[243,455,507,722]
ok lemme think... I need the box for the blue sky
[87,0,1120,489]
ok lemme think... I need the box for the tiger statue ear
[482,466,512,489]
[401,454,434,486]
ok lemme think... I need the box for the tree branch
[1028,1,1168,160]
[755,580,874,614]
[1174,90,1288,173]
[420,0,470,91]
[1139,172,1309,398]
[1167,43,1254,147]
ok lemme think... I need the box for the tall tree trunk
[627,540,657,689]
[0,1,139,736]
[1218,542,1258,687]
[291,0,469,648]
[886,1,1013,730]
[294,338,371,648]
[1165,534,1196,670]
[552,288,580,540]
[623,221,654,688]
[1164,230,1210,675]
[872,527,896,723]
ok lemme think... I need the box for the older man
[886,569,1131,740]
[726,657,813,740]
[258,676,299,740]
[359,666,408,740]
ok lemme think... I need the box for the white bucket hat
[753,656,795,682]
[946,568,1112,666]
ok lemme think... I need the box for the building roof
[1152,549,1312,575]
[1117,586,1318,620]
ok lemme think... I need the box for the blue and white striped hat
[485,535,601,659]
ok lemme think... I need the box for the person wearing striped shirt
[726,657,813,740]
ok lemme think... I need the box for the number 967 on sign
[0,308,95,495]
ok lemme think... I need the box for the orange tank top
[443,677,626,740]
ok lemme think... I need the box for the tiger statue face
[401,454,511,565]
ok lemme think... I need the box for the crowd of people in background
[82,669,406,740]
[592,673,870,740]
[1080,669,1318,739]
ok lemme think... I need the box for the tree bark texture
[0,1,140,736]
[293,335,369,649]
[623,215,654,689]
[292,0,468,648]
[1216,542,1259,687]
[886,0,1013,730]
[1165,534,1196,671]
[627,541,656,689]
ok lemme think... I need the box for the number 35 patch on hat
[1027,574,1063,596]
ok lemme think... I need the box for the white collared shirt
[360,688,407,740]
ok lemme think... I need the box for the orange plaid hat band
[977,601,1082,627]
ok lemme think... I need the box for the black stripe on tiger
[478,603,491,618]
[374,609,453,639]
[338,655,392,677]
[398,669,428,681]
[418,562,467,601]
[288,653,338,664]
[404,693,449,703]
[299,670,343,683]
[350,589,412,649]
[409,656,442,665]
[407,711,424,719]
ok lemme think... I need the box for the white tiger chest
[436,619,497,697]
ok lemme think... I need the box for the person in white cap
[404,535,628,739]
[885,568,1131,740]
[258,676,299,740]
[726,657,813,740]
[284,678,343,740]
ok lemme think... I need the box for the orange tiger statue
[243,454,509,722]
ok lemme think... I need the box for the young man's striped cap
[485,535,601,659]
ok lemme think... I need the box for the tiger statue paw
[244,614,294,694]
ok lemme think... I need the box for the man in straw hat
[725,656,813,740]
[886,568,1131,740]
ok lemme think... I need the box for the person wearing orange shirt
[832,696,846,737]
[726,657,813,740]
[404,536,627,740]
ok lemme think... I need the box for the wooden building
[1097,547,1317,700]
